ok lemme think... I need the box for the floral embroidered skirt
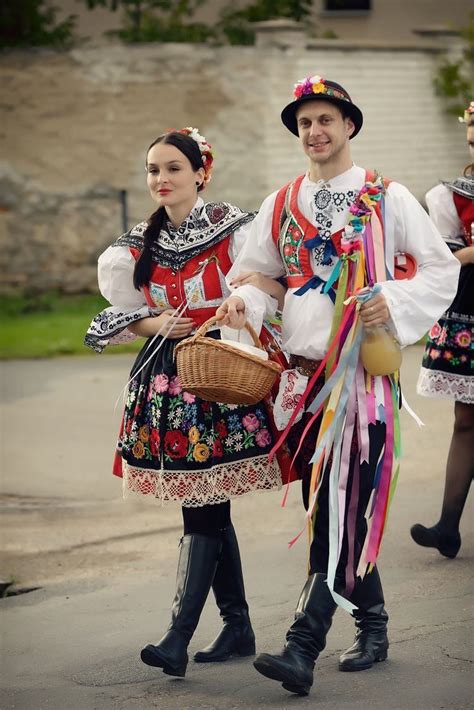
[115,334,282,507]
[417,265,474,404]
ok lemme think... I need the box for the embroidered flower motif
[215,420,228,439]
[429,348,441,359]
[132,441,145,459]
[429,323,441,340]
[242,413,260,433]
[152,374,169,393]
[182,391,196,404]
[138,425,149,442]
[169,375,182,396]
[193,443,210,462]
[213,439,224,457]
[149,430,161,456]
[454,329,471,348]
[437,328,448,346]
[164,430,188,459]
[189,426,200,444]
[255,428,271,447]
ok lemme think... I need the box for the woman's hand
[359,292,390,328]
[215,296,246,328]
[155,310,195,338]
[230,271,286,309]
[128,310,195,339]
[455,245,474,266]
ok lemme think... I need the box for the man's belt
[289,354,322,378]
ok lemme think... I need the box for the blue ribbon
[304,235,337,266]
[323,258,343,294]
[294,275,336,303]
[304,235,321,249]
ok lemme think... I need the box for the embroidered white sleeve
[378,183,461,347]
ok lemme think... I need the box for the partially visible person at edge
[411,101,474,558]
[85,128,286,679]
[216,74,460,697]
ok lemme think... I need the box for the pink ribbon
[344,457,360,596]
[365,377,394,565]
[371,212,386,282]
[356,362,370,464]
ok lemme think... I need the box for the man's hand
[215,296,246,328]
[359,292,390,327]
[230,271,286,310]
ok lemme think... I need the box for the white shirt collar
[301,164,365,190]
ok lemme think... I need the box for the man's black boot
[339,567,389,672]
[254,573,337,696]
[140,534,221,677]
[194,524,255,662]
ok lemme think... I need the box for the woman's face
[467,125,474,162]
[146,142,205,210]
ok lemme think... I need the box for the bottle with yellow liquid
[360,325,402,376]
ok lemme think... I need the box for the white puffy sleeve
[425,183,465,250]
[224,192,284,334]
[379,182,461,347]
[98,245,147,309]
[84,245,152,353]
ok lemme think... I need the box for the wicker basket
[175,316,282,405]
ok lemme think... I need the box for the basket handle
[192,315,264,350]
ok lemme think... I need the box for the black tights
[438,401,474,533]
[182,501,231,537]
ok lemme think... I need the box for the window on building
[324,1,371,10]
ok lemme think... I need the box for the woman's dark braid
[133,206,166,289]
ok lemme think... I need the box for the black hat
[281,74,363,139]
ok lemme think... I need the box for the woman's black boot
[339,567,389,672]
[410,522,461,558]
[253,573,337,696]
[194,524,256,662]
[141,534,221,677]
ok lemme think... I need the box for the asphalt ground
[0,346,472,709]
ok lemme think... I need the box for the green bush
[0,292,141,359]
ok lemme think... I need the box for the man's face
[296,100,354,166]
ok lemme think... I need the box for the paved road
[1,348,472,709]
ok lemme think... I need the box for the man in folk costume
[216,74,460,696]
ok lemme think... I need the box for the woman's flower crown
[458,100,474,124]
[177,126,214,184]
[293,74,349,102]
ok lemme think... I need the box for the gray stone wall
[0,39,468,293]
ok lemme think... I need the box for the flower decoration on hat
[177,126,214,184]
[458,100,474,124]
[293,74,350,103]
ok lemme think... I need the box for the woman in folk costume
[217,74,460,696]
[85,128,285,678]
[412,102,474,558]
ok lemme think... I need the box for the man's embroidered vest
[271,170,391,294]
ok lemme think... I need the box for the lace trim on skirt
[417,367,474,404]
[122,454,282,507]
